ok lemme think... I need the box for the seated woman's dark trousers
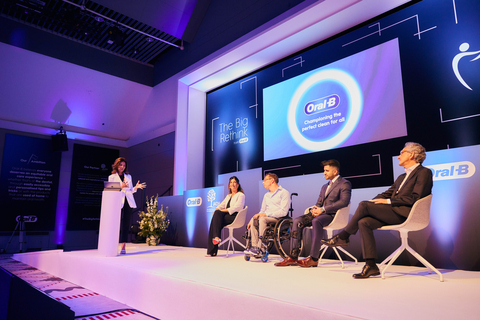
[207,210,237,256]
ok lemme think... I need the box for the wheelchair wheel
[273,218,292,259]
[261,224,275,253]
[244,255,251,261]
[261,252,269,263]
[273,218,303,259]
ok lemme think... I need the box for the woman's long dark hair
[228,176,244,194]
[111,157,129,175]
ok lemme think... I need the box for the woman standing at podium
[206,176,245,256]
[109,157,146,242]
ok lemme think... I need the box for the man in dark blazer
[275,159,352,267]
[322,142,433,278]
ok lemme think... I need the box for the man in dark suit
[275,159,352,267]
[322,142,433,278]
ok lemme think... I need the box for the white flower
[137,195,170,239]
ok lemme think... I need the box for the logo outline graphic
[452,42,480,91]
[287,69,363,152]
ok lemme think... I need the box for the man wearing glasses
[322,142,433,279]
[245,173,290,256]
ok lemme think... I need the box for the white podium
[98,190,123,257]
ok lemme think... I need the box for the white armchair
[377,195,443,281]
[304,205,358,268]
[219,206,248,257]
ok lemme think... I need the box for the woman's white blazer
[108,173,137,208]
[216,192,245,215]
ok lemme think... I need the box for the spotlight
[51,126,68,152]
[107,26,125,46]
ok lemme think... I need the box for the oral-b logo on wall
[427,161,476,181]
[186,197,202,207]
[304,94,340,115]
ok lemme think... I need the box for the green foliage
[138,195,170,239]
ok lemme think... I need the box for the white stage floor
[13,244,480,320]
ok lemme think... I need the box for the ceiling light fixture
[107,26,126,46]
[52,126,68,152]
[62,0,183,50]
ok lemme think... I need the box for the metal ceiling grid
[0,0,181,65]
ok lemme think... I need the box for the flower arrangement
[138,195,169,246]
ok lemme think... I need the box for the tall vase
[147,235,160,246]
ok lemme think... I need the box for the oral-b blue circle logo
[304,94,340,115]
[287,69,363,151]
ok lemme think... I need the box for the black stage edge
[0,266,74,320]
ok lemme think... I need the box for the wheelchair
[243,193,301,262]
[243,216,304,262]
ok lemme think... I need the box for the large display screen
[205,0,480,189]
[263,39,407,161]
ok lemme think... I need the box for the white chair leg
[226,239,233,257]
[381,245,406,279]
[219,228,246,257]
[405,245,444,282]
[219,233,232,256]
[230,229,235,254]
[318,245,328,262]
[319,244,357,267]
[332,247,345,269]
[380,231,408,268]
[232,237,246,249]
[337,247,358,264]
[218,237,229,247]
[381,231,443,281]
[379,248,401,267]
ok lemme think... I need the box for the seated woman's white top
[216,192,245,215]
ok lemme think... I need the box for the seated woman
[206,176,245,256]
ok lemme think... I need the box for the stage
[12,244,480,320]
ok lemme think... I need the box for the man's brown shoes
[274,257,298,266]
[297,256,318,268]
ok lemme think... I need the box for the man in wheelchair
[244,173,290,257]
[275,160,351,267]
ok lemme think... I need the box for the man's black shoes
[321,235,349,247]
[353,264,380,279]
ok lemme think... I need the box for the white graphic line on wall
[240,77,258,118]
[453,0,458,24]
[264,165,301,177]
[344,154,382,179]
[211,117,219,151]
[282,56,305,77]
[342,15,436,47]
[440,109,480,123]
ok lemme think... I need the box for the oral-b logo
[427,161,476,181]
[186,197,202,207]
[304,94,340,115]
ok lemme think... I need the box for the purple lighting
[10,29,26,47]
[54,206,68,245]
